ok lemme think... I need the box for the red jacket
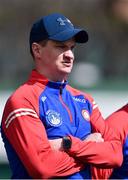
[1,70,123,179]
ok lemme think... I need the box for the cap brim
[49,28,88,43]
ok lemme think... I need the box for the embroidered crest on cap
[82,109,90,121]
[57,17,73,26]
[46,110,62,127]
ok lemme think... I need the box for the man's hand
[84,133,104,142]
[49,133,104,151]
[49,138,63,151]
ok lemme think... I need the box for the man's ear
[31,42,42,59]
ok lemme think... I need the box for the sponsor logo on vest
[73,97,86,103]
[46,110,62,126]
[82,109,90,121]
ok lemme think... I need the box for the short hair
[30,39,48,58]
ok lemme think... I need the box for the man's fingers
[49,139,63,150]
[85,133,104,142]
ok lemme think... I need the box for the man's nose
[64,50,74,60]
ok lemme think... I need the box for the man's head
[29,13,89,82]
[29,13,88,55]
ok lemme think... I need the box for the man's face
[35,38,76,81]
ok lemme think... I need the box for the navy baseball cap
[29,13,88,47]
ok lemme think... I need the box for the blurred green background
[1,0,128,90]
[0,164,11,179]
[0,0,128,178]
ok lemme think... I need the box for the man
[1,13,122,179]
[106,104,128,179]
[91,104,128,179]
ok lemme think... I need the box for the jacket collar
[28,69,68,89]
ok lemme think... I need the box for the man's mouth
[62,61,72,67]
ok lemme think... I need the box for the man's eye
[58,45,65,48]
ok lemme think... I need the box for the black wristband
[63,136,72,150]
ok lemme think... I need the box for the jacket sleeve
[105,103,128,145]
[91,166,113,180]
[2,97,84,179]
[91,104,128,179]
[66,94,123,168]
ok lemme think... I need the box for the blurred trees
[0,0,128,89]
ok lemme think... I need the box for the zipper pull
[60,85,63,95]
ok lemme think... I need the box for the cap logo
[57,17,73,26]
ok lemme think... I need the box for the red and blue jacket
[92,104,128,179]
[106,105,128,179]
[1,69,122,179]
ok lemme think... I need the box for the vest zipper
[59,86,73,122]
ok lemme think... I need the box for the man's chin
[61,71,71,77]
[61,67,72,74]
